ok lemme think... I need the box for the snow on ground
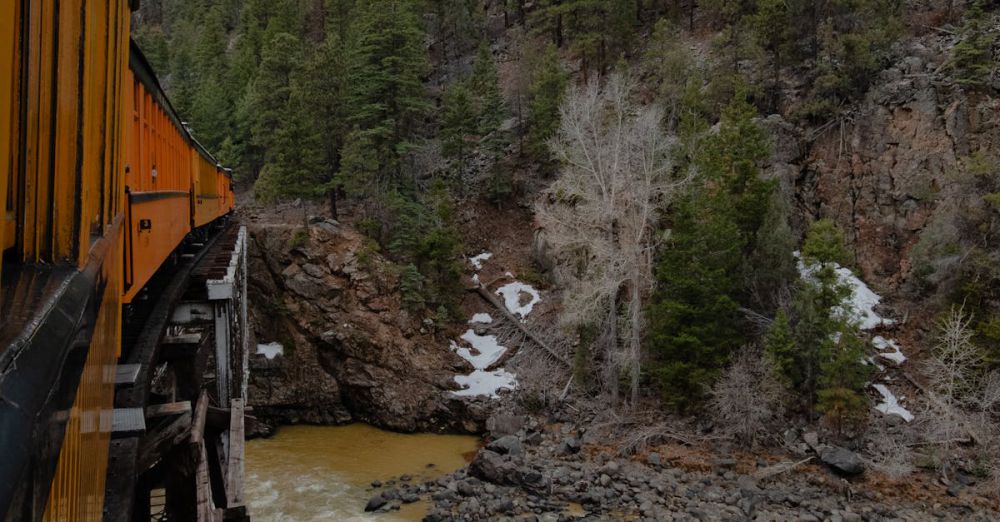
[452,330,507,370]
[451,250,542,398]
[469,313,493,324]
[256,342,284,360]
[452,369,517,398]
[835,265,896,330]
[864,357,886,372]
[872,336,907,365]
[873,383,915,422]
[795,253,895,330]
[496,282,542,320]
[469,252,493,271]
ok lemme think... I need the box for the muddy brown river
[245,424,479,521]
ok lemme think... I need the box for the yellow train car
[124,47,196,304]
[193,149,220,228]
[0,1,235,520]
[0,1,131,521]
[125,44,234,304]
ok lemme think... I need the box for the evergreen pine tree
[802,218,850,266]
[643,19,694,129]
[816,325,872,433]
[950,1,999,89]
[648,93,777,411]
[440,81,478,180]
[526,43,567,164]
[342,0,430,191]
[470,44,509,145]
[764,310,797,387]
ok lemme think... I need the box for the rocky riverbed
[358,412,1000,522]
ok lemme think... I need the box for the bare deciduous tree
[921,307,1000,480]
[708,347,785,448]
[535,72,687,408]
[866,417,916,480]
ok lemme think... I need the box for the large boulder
[818,445,865,476]
[469,449,513,484]
[487,435,523,456]
[468,449,549,494]
[486,414,525,438]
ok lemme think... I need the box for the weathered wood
[102,437,141,522]
[472,284,570,367]
[146,400,192,419]
[191,390,209,445]
[137,411,193,471]
[165,442,199,521]
[207,434,229,509]
[164,333,203,345]
[196,440,215,522]
[222,505,249,521]
[226,399,246,508]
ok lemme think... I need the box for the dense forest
[135,0,1000,491]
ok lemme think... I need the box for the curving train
[0,1,234,520]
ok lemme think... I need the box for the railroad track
[105,222,249,522]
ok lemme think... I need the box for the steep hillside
[134,0,1000,513]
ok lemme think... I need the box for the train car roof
[129,40,232,180]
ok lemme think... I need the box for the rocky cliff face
[244,213,487,434]
[774,37,999,304]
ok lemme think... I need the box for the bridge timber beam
[103,225,249,522]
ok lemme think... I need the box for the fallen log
[470,284,570,368]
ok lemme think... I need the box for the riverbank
[357,410,1000,521]
[245,424,479,521]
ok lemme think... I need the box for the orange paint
[2,1,235,518]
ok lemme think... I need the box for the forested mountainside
[135,0,1000,510]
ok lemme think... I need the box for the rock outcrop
[244,214,488,434]
[772,38,999,300]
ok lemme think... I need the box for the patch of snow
[504,271,514,278]
[795,252,895,330]
[873,383,914,422]
[863,357,886,372]
[837,266,896,330]
[496,282,542,319]
[452,369,517,398]
[472,273,480,285]
[470,252,493,271]
[453,330,507,369]
[873,336,907,365]
[256,342,284,360]
[469,313,493,324]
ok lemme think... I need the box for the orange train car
[124,45,234,304]
[0,1,234,521]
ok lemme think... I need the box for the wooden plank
[146,400,192,419]
[225,398,245,508]
[195,440,214,522]
[222,505,249,521]
[206,405,232,430]
[137,411,192,472]
[191,390,208,445]
[102,437,141,522]
[115,363,142,385]
[164,332,203,345]
[205,405,251,430]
